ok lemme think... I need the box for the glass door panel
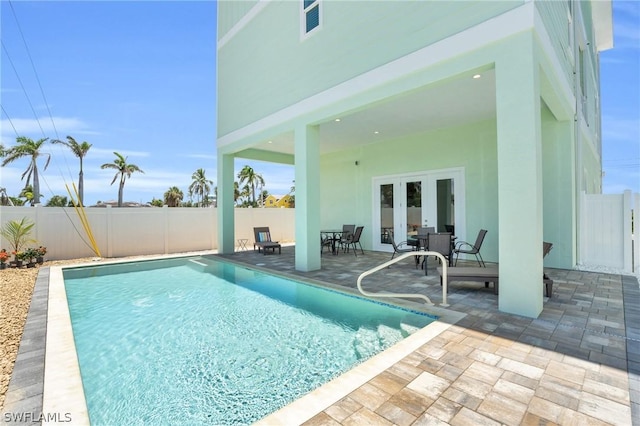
[405,180,423,239]
[379,183,394,245]
[436,179,454,233]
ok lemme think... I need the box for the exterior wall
[217,0,259,40]
[0,207,295,261]
[319,119,501,264]
[217,0,521,136]
[536,0,604,197]
[536,0,574,87]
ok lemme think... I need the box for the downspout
[572,0,582,268]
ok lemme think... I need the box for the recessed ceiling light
[335,118,341,122]
[374,131,379,134]
[268,140,273,144]
[473,74,481,79]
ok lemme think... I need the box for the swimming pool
[62,256,437,425]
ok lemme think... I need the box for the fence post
[163,205,169,254]
[106,205,113,258]
[623,191,633,272]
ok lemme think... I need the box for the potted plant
[24,248,38,267]
[0,249,8,270]
[36,246,47,264]
[13,251,24,268]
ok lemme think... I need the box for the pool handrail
[356,251,449,307]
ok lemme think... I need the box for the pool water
[63,256,436,425]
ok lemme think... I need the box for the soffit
[252,68,497,156]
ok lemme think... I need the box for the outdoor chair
[422,232,453,273]
[340,226,364,255]
[336,224,356,252]
[453,229,487,267]
[543,242,554,297]
[388,231,419,268]
[253,227,281,255]
[408,227,434,249]
[321,233,334,254]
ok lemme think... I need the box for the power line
[1,41,47,138]
[0,105,20,137]
[7,0,59,140]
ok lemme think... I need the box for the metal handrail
[356,251,449,307]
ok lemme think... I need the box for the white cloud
[0,117,98,145]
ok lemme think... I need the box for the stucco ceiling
[248,68,497,156]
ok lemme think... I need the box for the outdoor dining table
[320,229,343,254]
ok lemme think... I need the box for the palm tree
[52,136,92,205]
[188,168,213,207]
[100,152,144,207]
[1,136,51,205]
[237,165,265,206]
[45,195,69,207]
[19,184,34,206]
[164,186,184,207]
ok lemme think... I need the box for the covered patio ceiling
[249,68,497,156]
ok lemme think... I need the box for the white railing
[357,251,449,307]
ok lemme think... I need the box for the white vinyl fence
[579,190,638,274]
[0,206,295,261]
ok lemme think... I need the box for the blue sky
[1,1,638,206]
[1,0,294,206]
[600,0,640,194]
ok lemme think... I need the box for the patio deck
[218,246,639,426]
[2,246,639,425]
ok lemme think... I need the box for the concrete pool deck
[2,247,639,425]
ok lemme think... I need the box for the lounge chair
[253,227,281,255]
[437,242,554,296]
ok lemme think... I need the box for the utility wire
[2,1,96,254]
[0,105,20,137]
[1,41,46,138]
[7,0,60,141]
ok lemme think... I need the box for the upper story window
[302,0,321,37]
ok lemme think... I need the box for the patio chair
[543,242,553,297]
[335,224,356,253]
[388,231,419,268]
[340,226,364,255]
[253,227,281,255]
[321,233,334,254]
[422,232,453,274]
[453,229,487,267]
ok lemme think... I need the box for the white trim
[218,3,537,148]
[217,0,272,50]
[300,0,322,41]
[371,168,466,252]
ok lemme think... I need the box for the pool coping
[4,252,464,425]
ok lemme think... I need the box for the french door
[372,168,465,252]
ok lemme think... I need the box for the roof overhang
[592,0,614,51]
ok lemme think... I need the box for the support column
[217,152,236,254]
[495,33,543,317]
[294,123,321,271]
